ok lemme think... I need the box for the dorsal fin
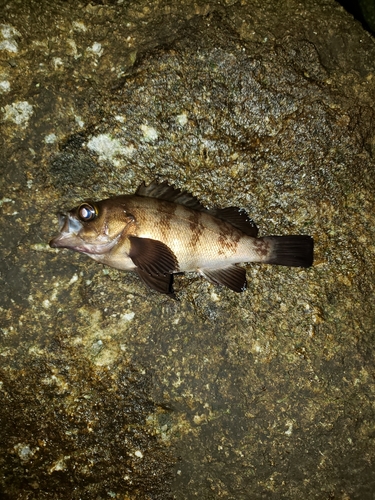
[210,207,258,237]
[136,181,206,211]
[136,181,258,236]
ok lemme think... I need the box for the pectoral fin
[200,266,247,292]
[129,236,179,275]
[136,269,176,297]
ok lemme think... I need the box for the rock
[1,1,375,498]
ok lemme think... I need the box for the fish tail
[261,235,314,268]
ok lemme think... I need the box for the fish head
[49,198,134,255]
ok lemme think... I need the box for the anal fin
[200,265,247,293]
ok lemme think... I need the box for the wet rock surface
[1,0,375,498]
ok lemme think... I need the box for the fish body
[50,181,314,295]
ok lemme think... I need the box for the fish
[49,181,314,296]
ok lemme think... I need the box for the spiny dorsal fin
[210,207,258,237]
[136,181,206,211]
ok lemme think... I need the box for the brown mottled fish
[49,181,313,296]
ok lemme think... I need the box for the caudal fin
[261,235,314,267]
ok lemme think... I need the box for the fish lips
[49,213,85,251]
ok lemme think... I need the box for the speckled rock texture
[1,0,375,499]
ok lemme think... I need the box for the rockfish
[49,181,314,295]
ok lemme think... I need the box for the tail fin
[262,235,314,268]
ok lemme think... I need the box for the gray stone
[1,0,375,498]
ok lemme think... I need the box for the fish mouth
[49,213,120,255]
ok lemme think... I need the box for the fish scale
[129,200,249,270]
[50,181,314,296]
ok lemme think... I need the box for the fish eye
[78,203,97,222]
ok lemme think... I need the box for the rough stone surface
[1,0,375,499]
